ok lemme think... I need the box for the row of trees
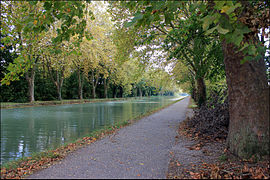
[1,0,269,161]
[1,1,179,102]
[108,1,226,108]
[117,1,269,160]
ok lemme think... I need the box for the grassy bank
[0,97,185,179]
[1,97,144,109]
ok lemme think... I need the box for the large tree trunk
[196,77,206,107]
[191,88,197,102]
[26,67,35,103]
[190,79,197,101]
[222,40,269,159]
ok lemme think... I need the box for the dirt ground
[167,100,269,179]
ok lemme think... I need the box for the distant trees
[1,1,178,103]
[1,1,90,102]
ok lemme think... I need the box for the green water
[0,96,182,164]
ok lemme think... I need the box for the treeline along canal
[1,96,182,165]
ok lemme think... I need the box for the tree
[122,1,269,159]
[202,1,269,159]
[1,1,91,102]
[1,1,45,102]
[39,21,75,101]
[80,2,115,99]
[162,11,224,106]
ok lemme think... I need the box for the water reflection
[1,96,179,164]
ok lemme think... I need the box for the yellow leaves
[220,6,230,13]
[33,20,38,25]
[220,3,241,15]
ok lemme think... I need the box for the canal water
[1,96,182,164]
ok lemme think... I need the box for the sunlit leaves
[220,3,241,15]
[122,1,269,65]
[202,15,218,31]
[0,1,95,85]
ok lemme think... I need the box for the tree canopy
[1,1,269,160]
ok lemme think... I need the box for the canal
[1,96,182,164]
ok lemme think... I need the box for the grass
[188,98,197,109]
[0,97,185,179]
[0,97,143,109]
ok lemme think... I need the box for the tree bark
[119,86,123,98]
[45,55,65,101]
[26,67,35,103]
[113,86,117,98]
[57,71,64,101]
[222,40,269,159]
[91,71,98,99]
[104,78,108,98]
[77,70,83,100]
[139,87,142,98]
[55,70,64,101]
[196,77,206,107]
[191,88,197,102]
[92,86,96,99]
[133,86,137,97]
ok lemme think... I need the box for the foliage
[123,1,269,63]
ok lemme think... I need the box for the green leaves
[205,25,229,35]
[124,12,143,27]
[44,2,52,11]
[221,3,241,14]
[217,25,229,34]
[199,1,262,64]
[133,12,144,21]
[202,14,220,31]
[214,1,226,10]
[165,12,174,25]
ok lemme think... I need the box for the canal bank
[25,97,189,179]
[1,96,186,179]
[1,97,145,109]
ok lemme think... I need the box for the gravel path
[27,97,190,179]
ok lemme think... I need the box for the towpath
[27,97,190,179]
